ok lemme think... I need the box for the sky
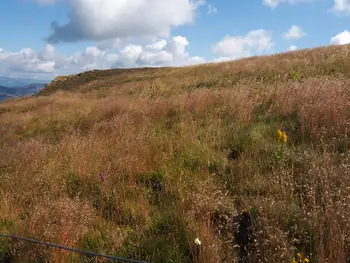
[1,0,350,80]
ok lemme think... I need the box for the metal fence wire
[0,233,150,263]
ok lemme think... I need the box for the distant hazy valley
[0,77,48,101]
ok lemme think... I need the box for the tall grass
[0,44,349,263]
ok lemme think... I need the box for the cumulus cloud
[46,0,197,43]
[0,36,205,78]
[263,0,313,8]
[330,30,350,45]
[330,0,350,14]
[0,47,56,76]
[113,36,205,67]
[96,38,124,51]
[38,44,58,61]
[288,45,298,51]
[212,29,274,61]
[283,25,306,39]
[68,46,107,71]
[146,39,168,51]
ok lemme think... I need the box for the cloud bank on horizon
[1,0,350,79]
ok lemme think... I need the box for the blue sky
[0,0,350,80]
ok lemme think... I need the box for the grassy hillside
[0,44,349,263]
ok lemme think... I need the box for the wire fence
[0,233,150,263]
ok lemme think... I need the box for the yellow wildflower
[277,129,283,140]
[282,131,287,143]
[304,258,309,263]
[293,259,297,263]
[297,253,302,258]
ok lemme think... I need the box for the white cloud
[207,4,218,14]
[46,0,197,43]
[330,30,350,45]
[283,25,306,39]
[0,36,206,78]
[96,38,123,51]
[34,61,56,72]
[113,36,204,67]
[193,0,217,14]
[146,39,168,51]
[84,47,106,57]
[288,45,298,51]
[263,0,313,8]
[137,50,173,66]
[330,0,350,14]
[168,36,190,56]
[189,56,206,64]
[0,47,56,76]
[68,46,107,71]
[212,29,274,61]
[115,45,143,67]
[38,44,56,61]
[20,48,37,60]
[212,56,235,63]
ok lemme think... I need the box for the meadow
[0,44,349,263]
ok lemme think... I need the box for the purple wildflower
[99,172,105,182]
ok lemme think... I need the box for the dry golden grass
[0,44,350,263]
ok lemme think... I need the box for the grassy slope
[0,45,349,263]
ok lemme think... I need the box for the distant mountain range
[0,82,47,102]
[0,76,50,102]
[0,76,50,87]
